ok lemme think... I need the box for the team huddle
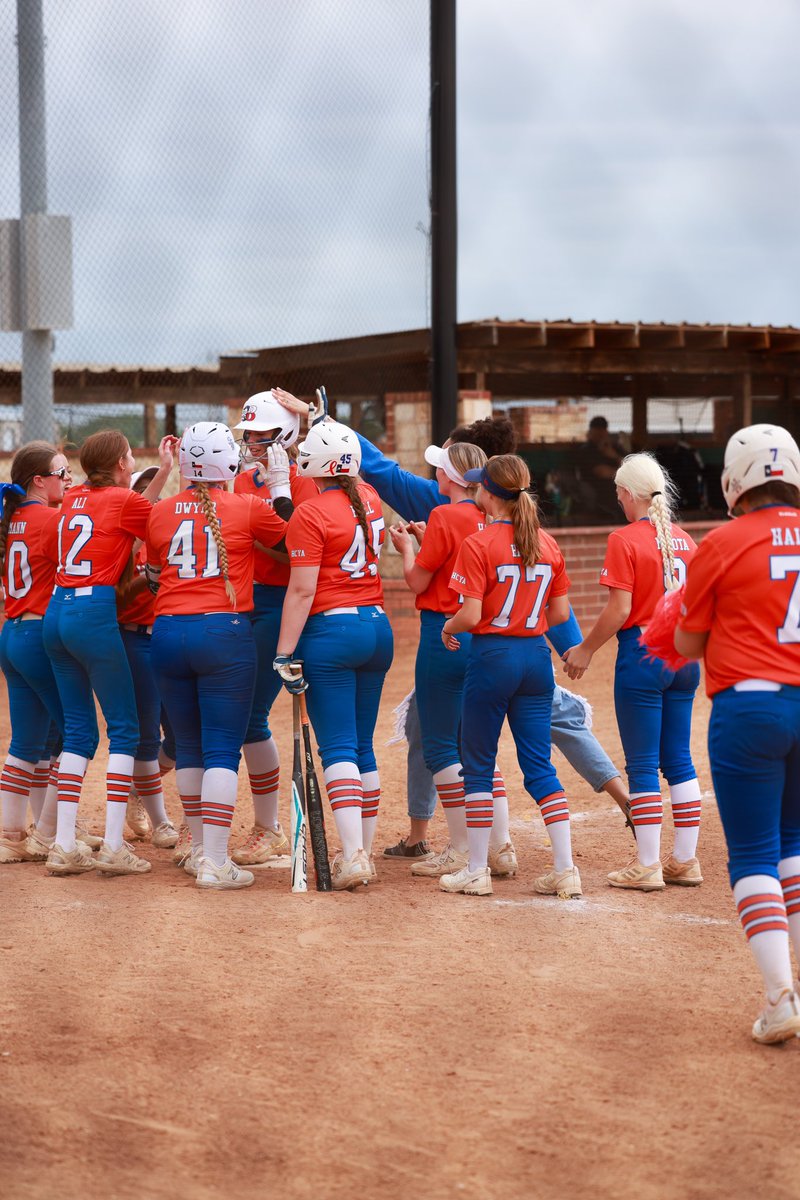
[1,391,799,1043]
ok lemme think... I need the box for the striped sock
[465,792,492,870]
[490,771,510,849]
[243,738,281,830]
[539,790,573,872]
[176,767,204,847]
[1,756,36,831]
[55,752,88,852]
[433,764,468,854]
[323,762,363,859]
[133,759,169,827]
[36,758,60,839]
[779,857,800,967]
[670,778,701,861]
[202,767,238,866]
[27,760,52,825]
[104,753,135,851]
[360,769,380,855]
[734,875,793,1002]
[629,792,663,865]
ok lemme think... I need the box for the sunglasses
[44,467,71,480]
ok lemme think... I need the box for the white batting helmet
[179,422,239,484]
[235,391,300,450]
[721,424,800,513]
[296,419,361,478]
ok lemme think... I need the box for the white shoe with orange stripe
[231,823,289,865]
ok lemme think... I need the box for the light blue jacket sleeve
[356,434,447,522]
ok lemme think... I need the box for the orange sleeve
[415,507,452,574]
[679,536,723,633]
[450,534,486,600]
[119,490,153,538]
[286,503,326,567]
[250,496,286,548]
[601,530,635,591]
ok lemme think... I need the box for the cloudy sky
[1,0,798,366]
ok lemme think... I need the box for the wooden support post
[632,384,648,447]
[164,403,177,437]
[143,400,157,447]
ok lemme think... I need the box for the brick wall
[381,519,725,630]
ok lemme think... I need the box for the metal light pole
[430,0,458,446]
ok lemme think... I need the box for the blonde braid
[196,481,237,608]
[648,492,678,591]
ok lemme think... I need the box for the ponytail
[195,481,237,608]
[615,453,680,592]
[649,491,678,592]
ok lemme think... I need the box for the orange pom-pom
[640,586,689,670]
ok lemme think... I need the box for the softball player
[675,424,800,1043]
[273,391,631,850]
[563,452,702,891]
[440,454,580,898]
[42,430,176,877]
[389,441,517,879]
[274,418,394,891]
[230,392,317,866]
[0,442,71,863]
[116,466,179,850]
[146,422,287,891]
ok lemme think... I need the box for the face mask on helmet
[295,419,361,478]
[179,422,240,484]
[235,392,300,461]
[721,423,800,513]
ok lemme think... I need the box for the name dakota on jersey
[655,535,691,551]
[771,526,800,546]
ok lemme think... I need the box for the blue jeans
[614,626,700,794]
[43,587,127,759]
[709,687,800,886]
[120,628,163,761]
[461,633,563,800]
[0,617,65,762]
[151,613,257,772]
[244,585,285,744]
[415,610,471,774]
[299,607,394,771]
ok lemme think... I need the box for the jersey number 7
[491,563,553,629]
[770,554,800,643]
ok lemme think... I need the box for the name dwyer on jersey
[173,500,218,515]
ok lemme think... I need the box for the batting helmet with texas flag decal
[295,419,361,478]
[179,422,240,484]
[721,424,800,513]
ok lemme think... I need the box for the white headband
[424,444,468,489]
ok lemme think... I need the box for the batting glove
[273,654,308,694]
[263,444,291,499]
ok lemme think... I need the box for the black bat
[299,691,332,892]
[290,695,308,893]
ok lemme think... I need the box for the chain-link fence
[0,1,429,445]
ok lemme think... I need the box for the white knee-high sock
[104,753,135,851]
[629,792,663,865]
[734,875,794,1003]
[176,767,205,849]
[465,792,492,870]
[670,778,702,861]
[489,771,510,849]
[27,760,51,825]
[133,758,169,827]
[55,752,88,851]
[779,857,800,973]
[360,769,380,855]
[433,764,468,854]
[243,738,281,830]
[36,759,59,838]
[1,756,36,832]
[539,791,574,873]
[323,762,363,859]
[201,767,238,866]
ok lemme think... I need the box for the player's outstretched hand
[272,388,309,417]
[258,444,291,498]
[562,642,592,680]
[274,654,308,694]
[158,434,179,469]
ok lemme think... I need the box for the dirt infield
[1,620,798,1200]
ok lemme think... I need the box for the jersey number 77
[491,563,553,629]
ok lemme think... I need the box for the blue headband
[462,465,530,501]
[0,482,26,518]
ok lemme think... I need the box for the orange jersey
[414,500,485,613]
[2,502,60,617]
[55,485,152,588]
[117,545,155,626]
[600,518,697,628]
[450,521,569,636]
[146,487,286,615]
[679,506,800,696]
[285,483,385,615]
[234,462,318,587]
